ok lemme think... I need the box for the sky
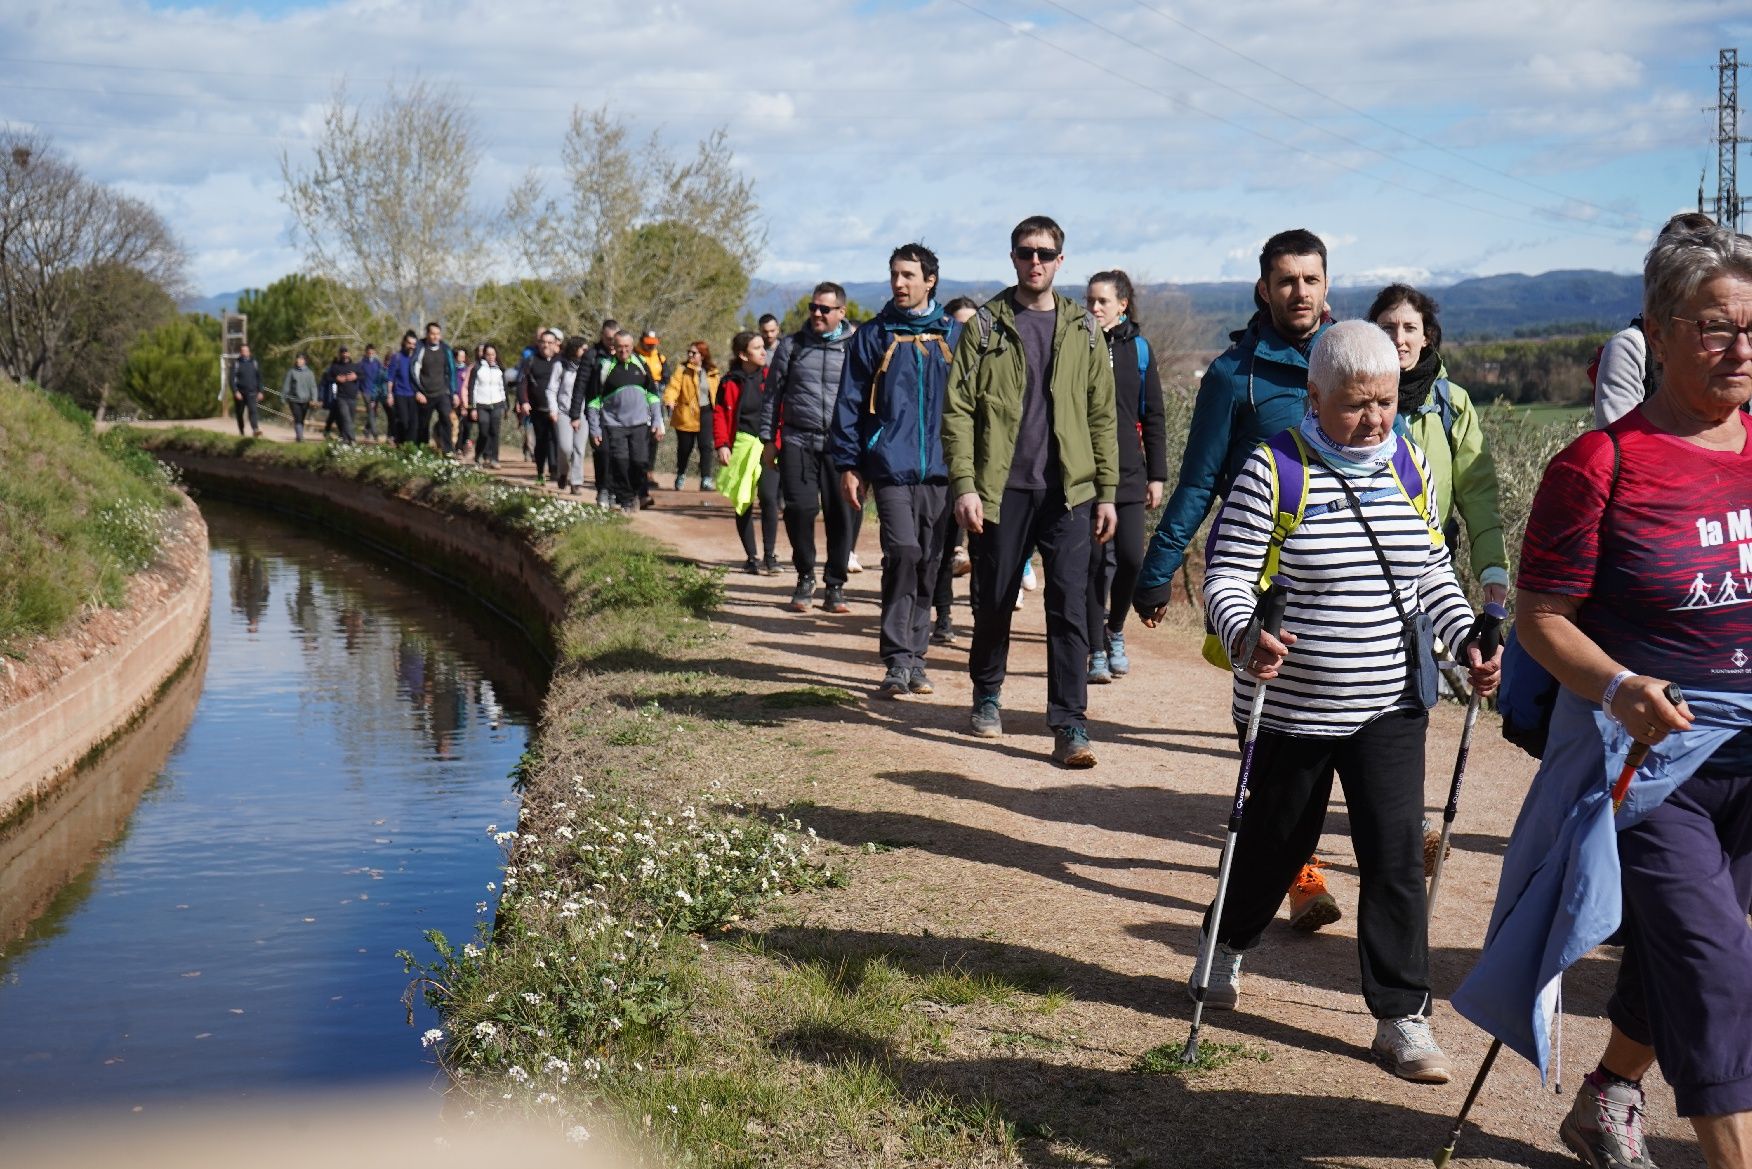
[4,0,1750,298]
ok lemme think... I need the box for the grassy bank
[0,382,181,656]
[125,429,1023,1166]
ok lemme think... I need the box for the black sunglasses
[1013,246,1061,263]
[808,302,842,315]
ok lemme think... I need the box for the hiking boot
[1288,861,1341,932]
[673,475,685,491]
[1187,929,1243,1010]
[821,585,849,614]
[1560,1073,1656,1169]
[1371,1015,1452,1084]
[1106,629,1130,676]
[639,495,655,510]
[596,490,609,507]
[951,545,971,577]
[788,576,817,613]
[742,557,761,576]
[761,555,782,576]
[908,667,933,695]
[930,616,955,645]
[847,552,864,574]
[1052,725,1097,768]
[970,691,1002,738]
[1088,651,1113,684]
[701,476,715,491]
[876,666,911,699]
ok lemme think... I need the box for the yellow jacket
[663,365,717,433]
[639,348,666,387]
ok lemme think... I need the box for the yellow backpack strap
[1385,438,1444,549]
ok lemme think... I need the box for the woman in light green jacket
[281,353,319,442]
[1370,284,1509,608]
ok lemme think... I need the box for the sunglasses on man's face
[808,303,842,315]
[1013,247,1061,264]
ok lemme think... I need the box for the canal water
[0,501,540,1115]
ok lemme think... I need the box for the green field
[1498,401,1590,428]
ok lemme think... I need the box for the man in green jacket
[943,215,1119,767]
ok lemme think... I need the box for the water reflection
[0,501,540,1115]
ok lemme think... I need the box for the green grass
[0,382,179,655]
[1130,1039,1272,1075]
[762,685,855,710]
[1500,400,1590,428]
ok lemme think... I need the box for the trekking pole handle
[1240,582,1289,667]
[1462,602,1508,663]
[1609,682,1685,810]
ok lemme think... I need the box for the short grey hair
[614,330,636,344]
[1643,226,1752,325]
[1309,319,1399,393]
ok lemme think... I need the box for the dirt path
[617,480,1699,1169]
[134,420,1700,1167]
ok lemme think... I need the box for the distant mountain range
[186,269,1644,345]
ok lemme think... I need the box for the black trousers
[529,411,557,478]
[968,486,1092,729]
[736,463,781,561]
[474,403,504,463]
[328,393,357,443]
[932,521,963,622]
[675,429,710,481]
[1208,707,1432,1020]
[1087,499,1147,646]
[422,392,455,453]
[874,483,949,670]
[290,401,312,441]
[393,396,419,445]
[779,442,856,586]
[232,393,259,435]
[603,424,649,507]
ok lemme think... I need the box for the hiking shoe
[1187,929,1243,1010]
[761,555,781,576]
[787,577,817,613]
[742,557,761,576]
[673,475,685,491]
[1560,1074,1656,1169]
[1013,589,1024,611]
[970,691,1002,738]
[1372,1015,1451,1084]
[1021,560,1038,591]
[639,496,655,510]
[1052,725,1097,768]
[1088,651,1113,684]
[908,667,933,695]
[1423,825,1449,880]
[1106,629,1130,676]
[701,476,715,491]
[847,552,863,573]
[951,546,971,577]
[876,667,910,699]
[930,617,955,645]
[1288,861,1341,932]
[596,491,609,507]
[821,586,849,614]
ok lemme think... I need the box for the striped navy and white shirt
[1205,440,1475,737]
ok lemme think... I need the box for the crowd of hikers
[225,211,1752,1168]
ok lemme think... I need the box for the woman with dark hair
[1368,283,1509,609]
[665,340,719,492]
[470,343,507,468]
[713,331,782,574]
[1454,226,1752,1169]
[1084,270,1167,682]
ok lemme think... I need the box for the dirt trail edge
[628,485,1701,1169]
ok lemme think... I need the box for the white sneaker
[847,552,863,573]
[1013,589,1024,611]
[1021,559,1038,591]
[1186,930,1243,1010]
[1371,1015,1451,1084]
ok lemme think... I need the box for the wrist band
[1601,670,1636,724]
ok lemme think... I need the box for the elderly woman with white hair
[1193,319,1502,1085]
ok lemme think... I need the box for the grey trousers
[874,482,950,671]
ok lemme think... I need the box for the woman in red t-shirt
[1517,225,1752,1168]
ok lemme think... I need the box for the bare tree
[506,107,764,346]
[0,131,186,409]
[281,80,479,333]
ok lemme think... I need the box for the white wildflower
[420,1028,444,1048]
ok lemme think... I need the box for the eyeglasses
[808,303,842,315]
[1013,246,1061,264]
[1671,316,1752,354]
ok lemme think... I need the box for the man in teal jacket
[1134,228,1331,614]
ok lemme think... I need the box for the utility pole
[1708,49,1749,231]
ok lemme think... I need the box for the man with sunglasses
[943,215,1118,768]
[762,281,859,613]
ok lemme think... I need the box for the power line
[1118,0,1650,229]
[944,0,1628,242]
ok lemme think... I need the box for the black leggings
[675,429,709,480]
[1088,499,1147,647]
[735,463,781,561]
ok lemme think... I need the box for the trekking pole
[1182,581,1289,1066]
[1433,696,1681,1166]
[1426,602,1508,924]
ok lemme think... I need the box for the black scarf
[1398,347,1441,415]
